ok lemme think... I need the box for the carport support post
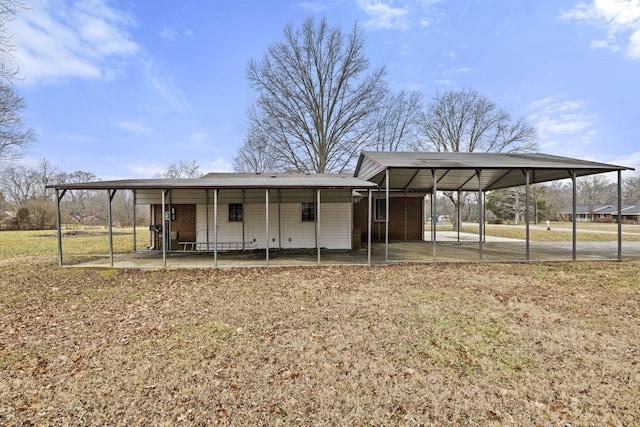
[617,170,622,261]
[571,171,577,260]
[55,189,65,267]
[525,170,530,261]
[161,190,167,267]
[457,190,461,242]
[432,169,437,260]
[206,190,210,250]
[133,190,137,253]
[367,189,372,265]
[317,189,321,265]
[265,189,270,267]
[107,189,115,267]
[214,189,218,267]
[385,168,389,262]
[477,169,483,261]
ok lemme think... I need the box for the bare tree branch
[413,88,537,153]
[243,17,386,174]
[154,160,202,179]
[0,0,35,160]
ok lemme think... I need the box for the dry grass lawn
[0,247,638,425]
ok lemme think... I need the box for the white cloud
[204,157,234,173]
[143,59,193,114]
[297,2,328,12]
[610,151,640,168]
[159,26,178,41]
[562,0,640,60]
[127,162,165,178]
[356,0,443,32]
[160,26,194,41]
[528,95,597,140]
[114,120,151,134]
[7,0,140,85]
[358,0,409,30]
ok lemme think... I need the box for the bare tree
[0,164,36,204]
[413,88,538,230]
[154,160,202,179]
[233,123,281,173]
[0,0,35,160]
[414,88,537,153]
[368,89,423,151]
[63,170,100,225]
[245,17,386,174]
[623,172,640,205]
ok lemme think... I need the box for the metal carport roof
[49,174,376,191]
[354,151,634,191]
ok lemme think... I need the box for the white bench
[179,241,257,251]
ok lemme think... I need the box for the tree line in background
[1,157,639,231]
[1,15,639,231]
[0,160,206,230]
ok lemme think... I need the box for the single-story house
[560,204,640,223]
[48,151,634,266]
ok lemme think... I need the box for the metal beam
[265,189,269,267]
[571,171,577,260]
[432,169,437,260]
[385,168,389,262]
[485,169,514,191]
[618,170,622,261]
[403,168,422,191]
[55,189,64,267]
[477,169,483,261]
[206,189,210,251]
[524,170,530,261]
[132,190,137,253]
[161,190,166,267]
[107,189,116,267]
[317,188,321,265]
[214,189,218,267]
[368,189,372,266]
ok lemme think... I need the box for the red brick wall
[353,196,424,242]
[151,204,197,242]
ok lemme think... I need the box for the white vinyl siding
[319,203,352,249]
[196,201,352,250]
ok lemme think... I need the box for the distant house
[560,204,640,223]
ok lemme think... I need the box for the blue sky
[5,0,640,179]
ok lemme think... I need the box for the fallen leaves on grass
[0,259,638,425]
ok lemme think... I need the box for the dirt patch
[1,258,638,425]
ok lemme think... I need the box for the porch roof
[354,151,634,191]
[49,174,376,191]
